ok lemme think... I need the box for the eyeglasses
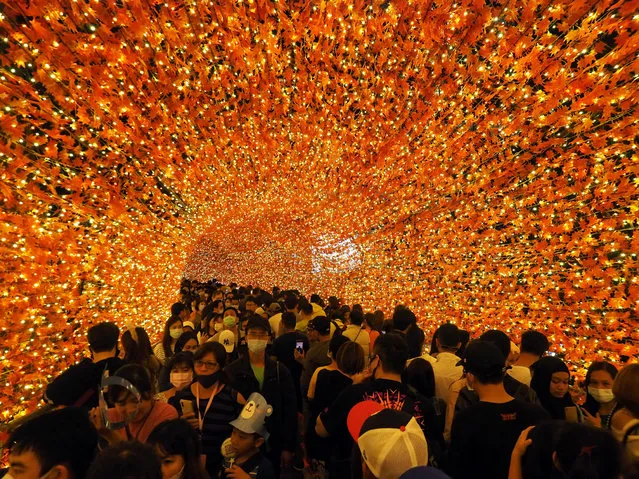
[194,360,218,369]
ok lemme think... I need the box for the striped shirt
[170,384,243,474]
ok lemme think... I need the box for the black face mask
[198,371,222,388]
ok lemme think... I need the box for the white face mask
[170,328,183,339]
[214,323,224,332]
[168,466,184,479]
[247,339,268,354]
[170,371,193,390]
[588,386,615,404]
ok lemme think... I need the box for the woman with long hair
[154,316,184,365]
[122,326,162,386]
[169,342,245,477]
[582,361,619,430]
[148,419,210,479]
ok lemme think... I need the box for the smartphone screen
[296,341,304,353]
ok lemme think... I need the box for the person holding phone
[271,312,310,412]
[169,342,245,477]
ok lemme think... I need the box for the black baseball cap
[244,315,271,334]
[457,340,506,375]
[307,316,330,335]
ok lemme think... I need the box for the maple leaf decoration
[0,0,637,423]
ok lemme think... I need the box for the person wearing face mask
[170,342,244,477]
[582,361,619,430]
[148,419,210,479]
[154,316,184,366]
[224,315,298,475]
[316,333,443,467]
[157,352,195,402]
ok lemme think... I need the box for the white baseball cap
[348,401,428,479]
[219,330,235,353]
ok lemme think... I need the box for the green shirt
[251,364,265,390]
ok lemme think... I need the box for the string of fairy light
[0,0,637,421]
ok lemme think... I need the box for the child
[222,393,276,479]
[147,419,210,479]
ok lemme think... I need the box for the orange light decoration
[0,0,638,421]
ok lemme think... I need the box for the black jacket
[224,355,297,454]
[45,357,127,409]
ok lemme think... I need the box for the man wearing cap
[348,402,429,479]
[224,314,297,473]
[317,333,443,469]
[299,316,332,398]
[443,330,539,442]
[448,340,549,479]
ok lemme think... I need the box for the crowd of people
[3,280,638,479]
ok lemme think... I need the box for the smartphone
[180,399,194,415]
[295,341,304,353]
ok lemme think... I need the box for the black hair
[553,422,621,479]
[166,351,194,373]
[457,330,471,357]
[373,332,409,375]
[245,296,257,305]
[222,307,239,317]
[122,327,154,365]
[583,361,618,416]
[87,322,120,353]
[403,358,436,399]
[8,407,98,479]
[211,299,224,310]
[479,330,511,359]
[392,306,414,331]
[372,311,384,331]
[281,311,297,330]
[147,420,208,479]
[110,364,154,402]
[175,331,199,353]
[284,295,298,311]
[171,302,187,317]
[194,342,229,384]
[350,309,364,326]
[521,330,550,357]
[438,323,461,350]
[337,341,365,376]
[162,316,182,361]
[86,441,162,479]
[298,300,313,316]
[329,334,351,359]
[310,294,322,305]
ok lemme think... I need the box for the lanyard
[196,383,222,431]
[125,403,155,441]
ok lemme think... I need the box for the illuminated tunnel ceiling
[1,0,638,417]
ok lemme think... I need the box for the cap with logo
[219,330,235,353]
[347,401,428,479]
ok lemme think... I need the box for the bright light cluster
[0,0,638,420]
